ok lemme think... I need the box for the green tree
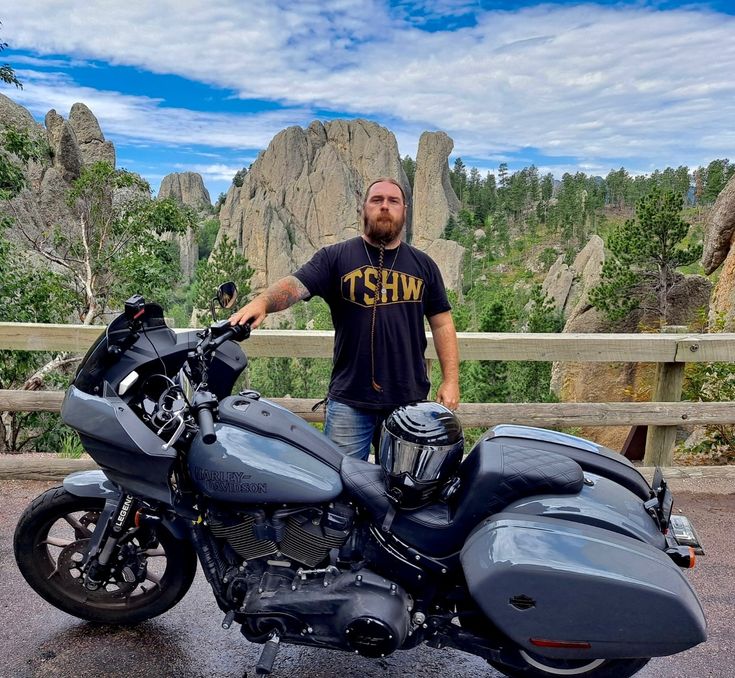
[702,159,732,204]
[0,22,22,89]
[401,155,416,189]
[192,234,253,314]
[198,217,219,260]
[589,187,702,324]
[8,161,195,323]
[450,157,467,202]
[232,167,248,187]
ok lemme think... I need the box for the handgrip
[197,407,216,444]
[192,391,218,444]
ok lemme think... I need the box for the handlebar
[204,321,251,354]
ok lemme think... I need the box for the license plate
[670,515,705,555]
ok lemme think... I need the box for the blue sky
[3,1,735,200]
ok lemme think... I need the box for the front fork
[82,493,138,590]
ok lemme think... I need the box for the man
[230,178,460,461]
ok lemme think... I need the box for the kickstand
[255,632,280,675]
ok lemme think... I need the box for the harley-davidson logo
[194,469,267,494]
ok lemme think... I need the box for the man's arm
[229,275,310,329]
[428,311,460,410]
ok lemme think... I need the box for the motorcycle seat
[341,443,584,558]
[482,425,653,500]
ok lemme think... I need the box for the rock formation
[542,235,605,322]
[412,131,465,292]
[44,109,83,183]
[0,93,39,133]
[159,171,211,209]
[1,98,120,255]
[158,172,212,281]
[702,174,735,327]
[217,119,412,293]
[68,103,115,167]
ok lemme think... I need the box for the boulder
[542,255,573,314]
[702,173,735,274]
[68,103,115,167]
[540,236,605,319]
[702,174,735,327]
[425,239,464,292]
[0,93,41,133]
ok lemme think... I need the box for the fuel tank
[187,395,344,504]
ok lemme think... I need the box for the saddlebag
[461,513,706,659]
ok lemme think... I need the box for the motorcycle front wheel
[489,648,650,678]
[14,486,197,624]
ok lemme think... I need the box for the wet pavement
[1,479,733,678]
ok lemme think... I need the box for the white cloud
[3,1,734,172]
[12,70,314,151]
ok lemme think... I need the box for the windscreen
[73,303,169,394]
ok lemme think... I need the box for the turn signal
[666,545,696,568]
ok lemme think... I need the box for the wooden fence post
[643,326,688,466]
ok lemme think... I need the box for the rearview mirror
[217,281,238,309]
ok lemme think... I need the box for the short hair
[363,177,407,207]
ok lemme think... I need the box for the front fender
[63,470,120,499]
[62,470,189,541]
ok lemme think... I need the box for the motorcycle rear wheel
[14,486,197,624]
[489,648,650,678]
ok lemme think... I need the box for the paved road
[1,479,733,678]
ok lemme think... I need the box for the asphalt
[1,477,733,678]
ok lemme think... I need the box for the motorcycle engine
[208,503,354,568]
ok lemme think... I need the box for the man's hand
[436,380,460,411]
[230,297,268,329]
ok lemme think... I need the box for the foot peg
[255,632,280,675]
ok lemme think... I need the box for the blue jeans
[324,399,391,462]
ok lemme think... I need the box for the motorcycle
[14,284,706,678]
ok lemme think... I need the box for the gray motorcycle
[14,284,706,677]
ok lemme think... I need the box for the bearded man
[230,178,460,461]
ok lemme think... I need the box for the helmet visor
[379,428,459,483]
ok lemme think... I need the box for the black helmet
[379,401,464,510]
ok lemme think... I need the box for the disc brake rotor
[56,539,138,599]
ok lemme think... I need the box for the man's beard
[364,213,404,244]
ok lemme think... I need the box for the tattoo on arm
[262,276,310,312]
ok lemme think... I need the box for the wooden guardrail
[3,322,735,465]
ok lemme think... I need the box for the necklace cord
[369,243,385,392]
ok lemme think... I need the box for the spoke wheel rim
[36,507,168,612]
[519,650,607,676]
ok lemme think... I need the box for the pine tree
[589,187,702,324]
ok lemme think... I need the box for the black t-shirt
[294,236,451,410]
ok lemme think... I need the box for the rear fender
[502,472,666,549]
